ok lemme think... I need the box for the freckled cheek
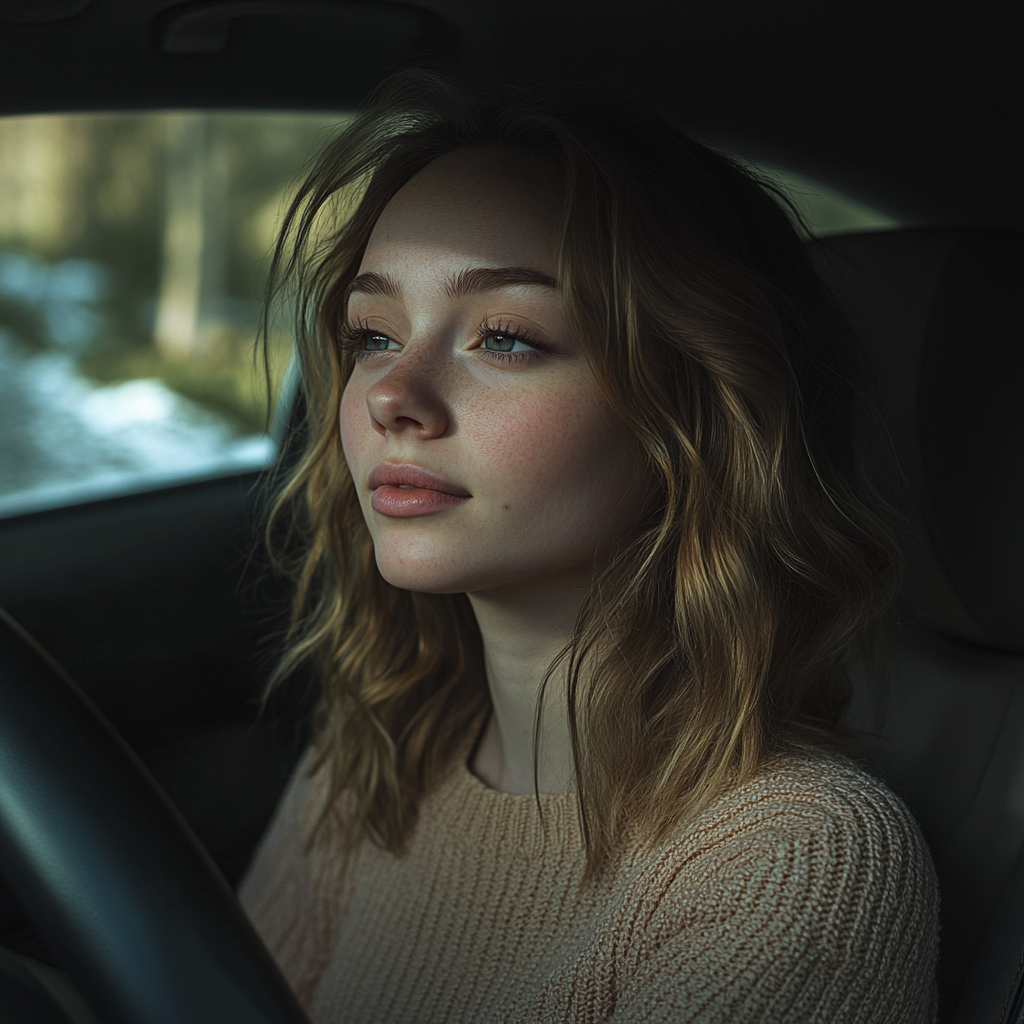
[468,389,605,510]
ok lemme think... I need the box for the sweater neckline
[423,709,583,861]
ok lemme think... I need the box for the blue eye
[483,332,535,353]
[339,325,399,357]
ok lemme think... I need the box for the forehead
[359,148,563,276]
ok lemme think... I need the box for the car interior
[0,2,1020,1023]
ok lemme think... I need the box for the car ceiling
[0,0,1020,232]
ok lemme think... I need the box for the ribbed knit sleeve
[605,757,940,1023]
[237,747,339,1014]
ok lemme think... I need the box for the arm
[238,747,340,1014]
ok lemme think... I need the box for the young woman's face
[340,148,648,596]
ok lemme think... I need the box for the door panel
[0,471,309,963]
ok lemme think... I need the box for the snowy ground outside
[0,333,276,517]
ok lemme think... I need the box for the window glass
[0,111,348,517]
[740,160,902,237]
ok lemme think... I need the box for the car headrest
[809,229,1023,654]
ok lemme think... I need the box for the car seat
[811,228,1024,1023]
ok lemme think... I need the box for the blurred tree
[154,114,229,360]
[0,110,347,430]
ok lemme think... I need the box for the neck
[466,565,593,795]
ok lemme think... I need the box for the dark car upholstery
[815,228,1024,1021]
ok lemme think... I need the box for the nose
[364,347,451,440]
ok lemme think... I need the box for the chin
[373,542,595,598]
[372,538,524,594]
[373,550,484,595]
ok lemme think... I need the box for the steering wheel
[0,609,310,1024]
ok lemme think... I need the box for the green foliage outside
[0,111,350,435]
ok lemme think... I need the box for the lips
[368,462,471,497]
[367,462,472,518]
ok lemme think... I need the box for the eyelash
[476,319,550,363]
[338,319,549,365]
[336,321,384,358]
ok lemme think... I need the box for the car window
[0,110,348,518]
[0,112,896,519]
[746,163,901,237]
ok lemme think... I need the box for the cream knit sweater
[239,719,940,1024]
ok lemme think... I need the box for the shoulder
[652,751,939,912]
[239,743,350,898]
[252,744,331,846]
[701,751,929,850]
[611,753,940,1022]
[283,743,359,865]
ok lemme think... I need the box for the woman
[240,70,940,1022]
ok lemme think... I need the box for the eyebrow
[346,266,558,303]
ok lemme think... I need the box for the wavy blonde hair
[261,69,901,883]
